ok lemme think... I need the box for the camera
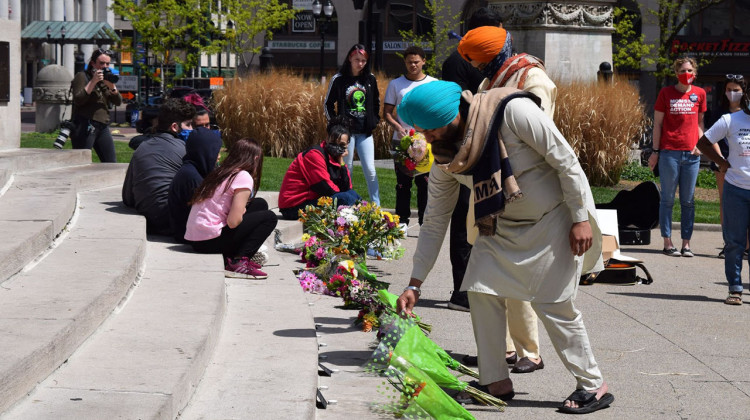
[102,68,119,84]
[54,120,76,149]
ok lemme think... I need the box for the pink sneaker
[225,257,268,279]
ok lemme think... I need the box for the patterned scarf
[439,88,540,236]
[481,37,514,81]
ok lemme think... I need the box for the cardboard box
[602,234,619,262]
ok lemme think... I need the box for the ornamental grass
[554,78,649,186]
[213,69,394,159]
[215,71,647,186]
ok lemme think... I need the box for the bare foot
[564,382,609,409]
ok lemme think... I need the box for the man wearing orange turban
[458,26,557,119]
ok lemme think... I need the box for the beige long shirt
[410,96,602,303]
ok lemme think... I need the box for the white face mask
[726,91,743,104]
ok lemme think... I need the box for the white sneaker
[398,223,408,235]
[250,250,269,266]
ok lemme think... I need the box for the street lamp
[60,25,66,66]
[312,0,334,83]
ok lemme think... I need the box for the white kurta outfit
[410,94,604,389]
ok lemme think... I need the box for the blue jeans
[658,150,700,240]
[343,133,380,206]
[723,182,750,293]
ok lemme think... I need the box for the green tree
[221,0,298,72]
[651,0,726,84]
[612,6,654,72]
[112,0,222,86]
[612,0,727,85]
[398,0,461,77]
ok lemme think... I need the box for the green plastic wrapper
[386,358,475,420]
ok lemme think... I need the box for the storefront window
[386,0,431,37]
[734,0,750,36]
[701,1,731,37]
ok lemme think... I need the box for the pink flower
[315,247,327,259]
[304,235,318,248]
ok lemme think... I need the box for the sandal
[725,293,742,306]
[558,389,614,414]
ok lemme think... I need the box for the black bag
[580,260,654,285]
[619,228,650,245]
[596,181,660,245]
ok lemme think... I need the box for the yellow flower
[382,211,394,223]
[317,196,333,207]
[301,233,310,242]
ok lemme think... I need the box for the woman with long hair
[706,75,747,258]
[324,44,381,205]
[185,139,278,279]
[698,74,750,305]
[648,57,707,258]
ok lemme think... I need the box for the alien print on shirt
[345,82,368,118]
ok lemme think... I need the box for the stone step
[2,234,227,419]
[0,149,93,175]
[0,187,146,414]
[179,219,317,420]
[0,163,127,283]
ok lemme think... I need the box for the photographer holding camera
[69,48,121,162]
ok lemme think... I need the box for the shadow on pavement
[608,292,724,303]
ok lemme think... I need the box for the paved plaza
[304,224,750,419]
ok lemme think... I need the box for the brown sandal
[725,293,742,306]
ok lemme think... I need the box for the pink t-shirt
[184,170,254,241]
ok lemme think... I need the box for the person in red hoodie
[279,123,362,220]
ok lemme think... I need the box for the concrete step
[0,149,92,175]
[180,219,317,420]
[0,163,127,283]
[0,187,146,414]
[2,235,227,419]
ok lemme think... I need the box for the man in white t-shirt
[697,103,750,306]
[383,46,437,229]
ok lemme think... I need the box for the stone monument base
[0,19,21,149]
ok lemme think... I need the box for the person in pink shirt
[185,138,278,279]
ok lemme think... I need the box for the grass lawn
[21,132,720,223]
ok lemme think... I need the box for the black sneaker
[448,291,470,312]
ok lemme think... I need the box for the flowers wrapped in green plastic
[371,314,507,411]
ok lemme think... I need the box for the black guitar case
[595,181,660,245]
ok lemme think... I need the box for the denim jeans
[658,150,700,240]
[722,182,750,293]
[343,133,380,206]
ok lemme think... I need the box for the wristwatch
[404,285,421,296]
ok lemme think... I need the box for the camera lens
[54,120,76,149]
[54,127,70,149]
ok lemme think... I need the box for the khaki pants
[466,192,540,359]
[505,298,539,358]
[468,292,603,390]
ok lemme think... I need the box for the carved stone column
[33,64,73,133]
[489,0,614,82]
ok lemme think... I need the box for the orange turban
[457,26,508,64]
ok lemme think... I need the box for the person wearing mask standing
[325,44,381,205]
[648,57,706,258]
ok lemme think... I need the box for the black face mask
[325,143,347,157]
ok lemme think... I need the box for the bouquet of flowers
[298,197,404,262]
[392,129,434,176]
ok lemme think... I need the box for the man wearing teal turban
[396,83,613,414]
[398,81,465,164]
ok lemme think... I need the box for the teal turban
[397,81,462,130]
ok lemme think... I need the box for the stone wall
[0,19,21,149]
[488,0,615,83]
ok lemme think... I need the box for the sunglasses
[726,74,744,82]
